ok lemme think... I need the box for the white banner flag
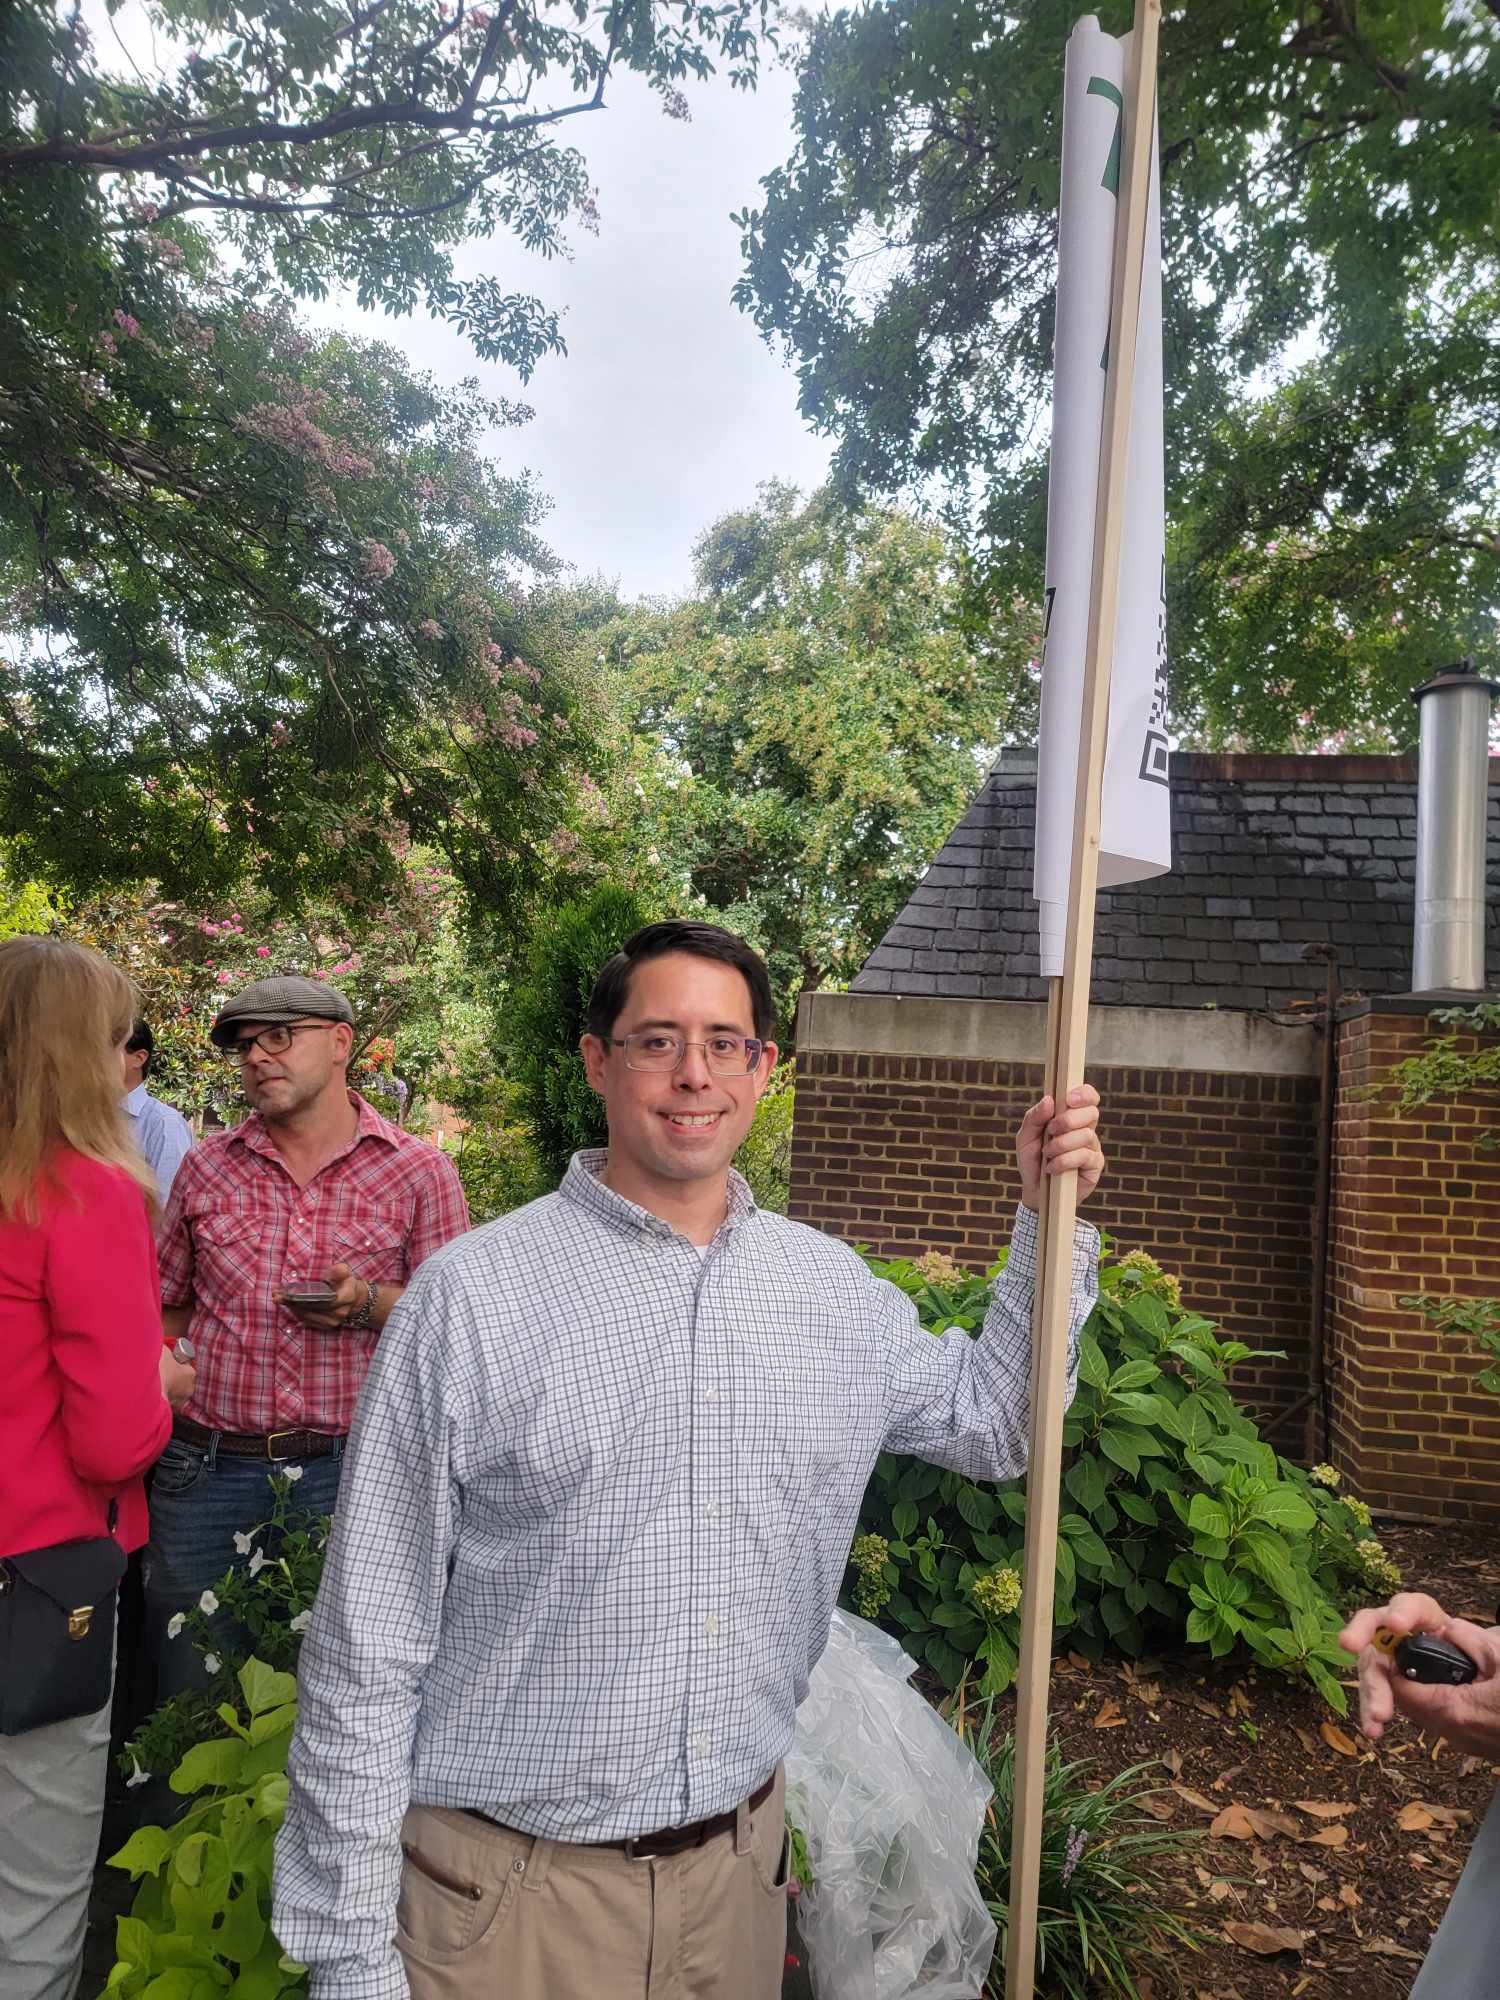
[1033,13,1170,980]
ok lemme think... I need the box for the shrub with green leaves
[848,1249,1384,1711]
[971,1719,1202,2000]
[107,1659,307,1999]
[503,882,658,1183]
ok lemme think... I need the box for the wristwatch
[346,1280,379,1332]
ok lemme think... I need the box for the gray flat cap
[210,974,355,1048]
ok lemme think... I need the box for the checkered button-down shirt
[157,1092,469,1436]
[274,1151,1098,1999]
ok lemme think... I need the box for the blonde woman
[0,935,193,2000]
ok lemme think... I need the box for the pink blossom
[415,477,437,502]
[420,619,443,640]
[217,970,233,985]
[152,237,185,267]
[113,310,141,338]
[98,330,117,356]
[361,540,396,584]
[270,720,289,745]
[500,724,539,751]
[256,945,271,958]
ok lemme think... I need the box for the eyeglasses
[219,1022,338,1063]
[606,1032,765,1075]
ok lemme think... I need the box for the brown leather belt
[172,1415,344,1462]
[466,1772,776,1860]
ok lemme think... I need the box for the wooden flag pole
[1003,5,1162,1995]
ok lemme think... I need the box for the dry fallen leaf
[1298,1863,1328,1884]
[1163,1745,1183,1778]
[1210,1804,1260,1841]
[1174,1785,1221,1814]
[1421,1802,1470,1827]
[1339,1883,1362,1909]
[1321,1722,1361,1757]
[1303,1824,1351,1848]
[1294,1726,1320,1756]
[1188,1694,1223,1719]
[1363,1938,1424,1962]
[1295,1801,1355,1819]
[1093,1698,1127,1729]
[1224,1921,1310,1956]
[1207,1879,1234,1904]
[1397,1803,1435,1832]
[1138,1792,1177,1821]
[1066,1651,1091,1671]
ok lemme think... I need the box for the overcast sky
[310,58,833,602]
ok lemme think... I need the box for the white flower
[198,1589,219,1615]
[233,1531,255,1554]
[203,1653,221,1675]
[166,1612,186,1640]
[282,1465,304,1484]
[248,1549,267,1577]
[289,1609,313,1634]
[126,1757,151,1788]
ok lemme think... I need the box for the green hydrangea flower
[970,1565,1023,1621]
[849,1532,891,1618]
[1310,1463,1341,1489]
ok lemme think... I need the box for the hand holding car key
[1341,1590,1500,1757]
[1373,1625,1478,1686]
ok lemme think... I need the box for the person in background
[146,975,470,1700]
[121,1019,193,1201]
[0,937,195,2000]
[1342,1592,1500,1996]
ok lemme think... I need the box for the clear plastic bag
[786,1609,997,2000]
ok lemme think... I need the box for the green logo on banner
[1087,76,1124,195]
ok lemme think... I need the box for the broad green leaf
[1076,1337,1110,1389]
[891,1498,919,1540]
[1117,1492,1159,1527]
[171,1739,245,1795]
[108,1826,176,1880]
[1122,1292,1170,1340]
[1108,1358,1161,1393]
[1255,1487,1317,1534]
[1186,1494,1230,1541]
[1064,1455,1106,1516]
[238,1659,297,1719]
[955,1483,997,1533]
[1098,1426,1140,1476]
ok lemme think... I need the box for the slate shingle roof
[853,751,1500,1013]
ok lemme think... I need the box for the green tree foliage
[734,0,1500,746]
[0,270,588,914]
[605,484,1036,1021]
[504,881,657,1183]
[1,0,771,373]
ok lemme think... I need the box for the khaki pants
[396,1768,789,2000]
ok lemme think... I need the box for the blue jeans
[143,1434,344,1703]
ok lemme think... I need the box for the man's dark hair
[586,922,774,1043]
[124,1019,155,1080]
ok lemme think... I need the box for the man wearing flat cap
[145,976,469,1699]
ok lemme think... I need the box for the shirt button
[704,1614,720,1639]
[705,1500,720,1519]
[690,1734,710,1758]
[704,1389,720,1405]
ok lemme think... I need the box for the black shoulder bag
[0,1510,125,1735]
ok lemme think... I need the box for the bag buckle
[67,1604,94,1640]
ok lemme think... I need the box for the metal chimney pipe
[1410,658,1497,993]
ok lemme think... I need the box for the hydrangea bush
[845,1246,1388,1711]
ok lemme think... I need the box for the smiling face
[580,951,777,1210]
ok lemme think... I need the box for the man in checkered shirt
[274,923,1105,2000]
[146,975,468,1701]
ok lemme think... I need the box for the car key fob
[1383,1631,1478,1686]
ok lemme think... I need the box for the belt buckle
[266,1429,302,1461]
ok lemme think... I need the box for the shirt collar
[124,1083,149,1116]
[230,1089,399,1163]
[560,1148,757,1244]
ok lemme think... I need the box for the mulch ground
[83,1520,1498,2000]
[972,1519,1500,2000]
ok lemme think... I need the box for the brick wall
[1327,1006,1500,1521]
[791,1047,1320,1427]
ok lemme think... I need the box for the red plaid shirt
[157,1093,469,1436]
